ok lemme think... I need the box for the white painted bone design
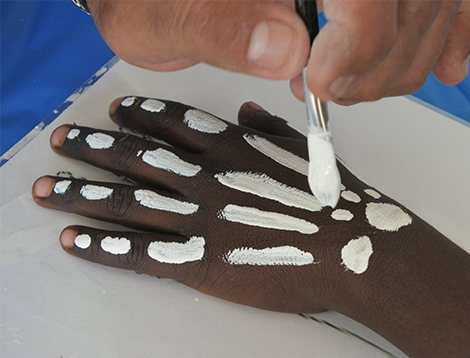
[55,101,412,274]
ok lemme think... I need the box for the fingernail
[33,177,55,198]
[329,75,356,99]
[248,21,295,70]
[60,228,80,250]
[109,97,127,118]
[245,101,266,112]
[50,125,73,148]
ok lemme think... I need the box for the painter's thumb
[88,0,310,79]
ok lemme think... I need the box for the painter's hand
[292,0,470,104]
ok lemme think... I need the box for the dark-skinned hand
[33,97,470,357]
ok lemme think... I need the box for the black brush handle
[295,0,319,46]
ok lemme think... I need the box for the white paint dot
[141,99,165,113]
[331,209,353,221]
[67,128,80,140]
[53,180,72,194]
[366,202,412,231]
[137,150,143,156]
[341,236,373,274]
[101,236,131,255]
[121,97,135,107]
[364,188,381,199]
[80,185,113,200]
[341,190,361,203]
[75,234,91,249]
[85,133,115,149]
[183,109,228,133]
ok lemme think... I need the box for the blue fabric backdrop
[1,1,469,157]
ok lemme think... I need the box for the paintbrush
[295,0,341,208]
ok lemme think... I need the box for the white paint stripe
[243,134,308,175]
[331,209,353,221]
[100,236,131,255]
[341,236,373,274]
[142,148,201,177]
[85,133,115,149]
[225,246,314,266]
[75,234,91,249]
[364,188,381,199]
[121,97,135,107]
[67,128,80,140]
[134,189,198,214]
[341,190,361,203]
[366,202,412,231]
[80,185,113,200]
[147,236,205,264]
[54,180,72,194]
[218,204,318,234]
[141,99,165,113]
[215,171,323,211]
[183,109,228,133]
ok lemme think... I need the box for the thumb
[88,0,310,79]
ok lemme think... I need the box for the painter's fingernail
[109,97,127,118]
[33,177,55,198]
[329,75,356,99]
[248,21,295,70]
[51,125,72,148]
[60,228,81,250]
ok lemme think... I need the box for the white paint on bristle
[331,209,353,221]
[341,190,361,203]
[215,171,323,212]
[225,246,314,266]
[366,202,412,231]
[80,185,113,200]
[183,109,228,133]
[75,234,91,249]
[243,134,308,175]
[141,99,165,113]
[147,236,205,264]
[101,236,131,255]
[364,188,381,199]
[142,148,201,177]
[121,97,135,107]
[219,204,318,234]
[307,130,341,208]
[134,189,198,214]
[85,133,115,149]
[341,236,373,274]
[54,180,72,194]
[67,128,80,140]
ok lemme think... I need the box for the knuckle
[110,134,144,170]
[106,185,134,218]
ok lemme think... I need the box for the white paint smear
[80,185,113,200]
[141,99,165,113]
[225,246,314,266]
[67,128,80,140]
[53,180,71,194]
[183,109,227,133]
[101,236,131,255]
[341,190,361,203]
[366,202,412,231]
[85,133,115,149]
[341,236,373,274]
[215,172,323,212]
[331,209,353,221]
[147,236,205,264]
[121,97,135,107]
[142,148,201,177]
[307,131,341,208]
[219,204,318,234]
[364,189,381,199]
[75,234,91,249]
[134,189,198,215]
[243,134,308,175]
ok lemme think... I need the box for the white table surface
[2,59,469,357]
